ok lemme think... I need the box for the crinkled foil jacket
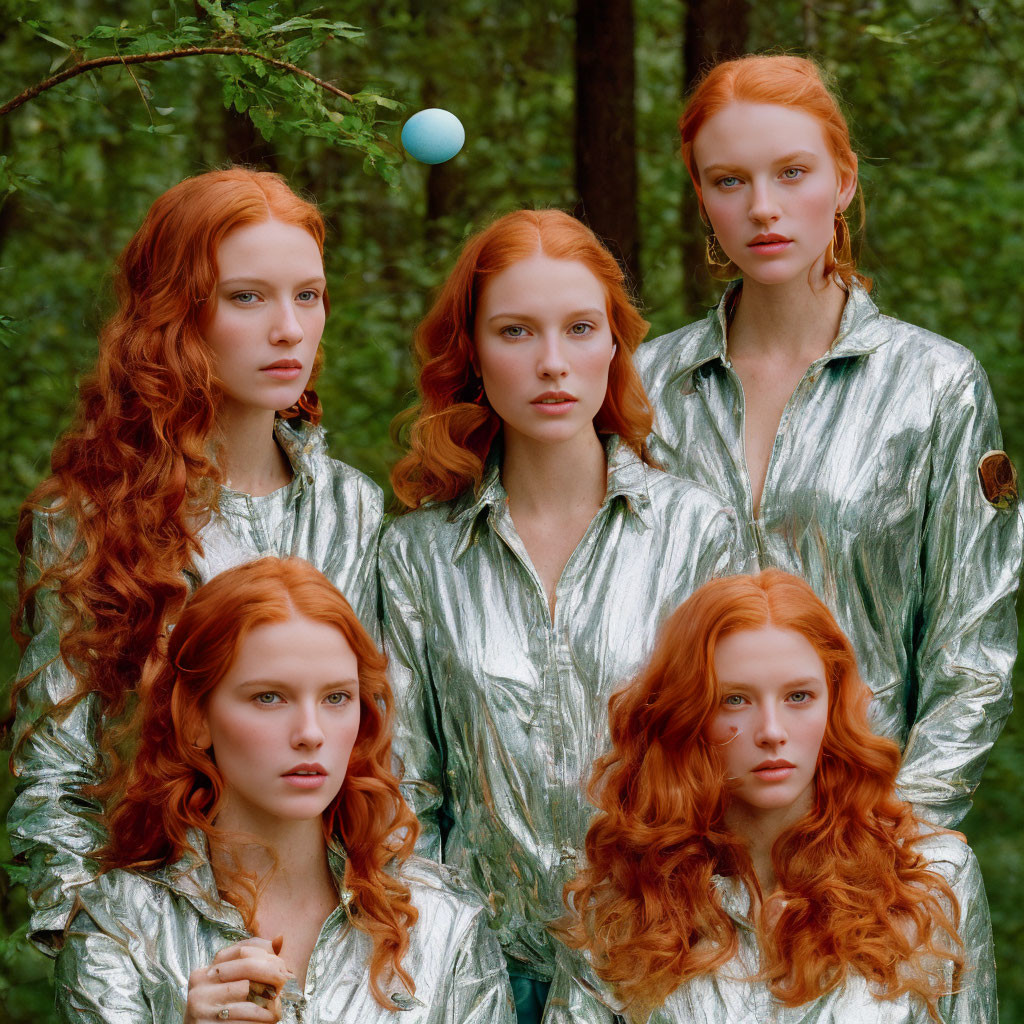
[381,439,745,980]
[55,841,514,1024]
[9,419,383,950]
[635,282,1023,828]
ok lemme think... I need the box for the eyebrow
[701,150,818,176]
[718,676,824,689]
[219,275,327,288]
[486,307,606,323]
[239,678,359,689]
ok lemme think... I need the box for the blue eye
[233,291,259,304]
[717,176,740,188]
[297,290,318,302]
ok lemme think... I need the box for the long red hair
[563,569,962,1020]
[10,168,326,739]
[390,208,653,509]
[101,557,420,1008]
[679,54,870,290]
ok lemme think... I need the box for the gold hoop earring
[827,211,851,276]
[705,231,732,271]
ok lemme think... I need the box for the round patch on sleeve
[978,450,1019,509]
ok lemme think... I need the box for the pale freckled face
[693,102,857,286]
[195,613,360,830]
[708,626,829,816]
[473,254,617,448]
[202,218,327,415]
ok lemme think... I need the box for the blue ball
[401,108,465,165]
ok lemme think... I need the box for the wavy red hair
[563,569,962,1021]
[101,557,419,1008]
[390,208,653,509]
[680,54,870,290]
[10,168,327,742]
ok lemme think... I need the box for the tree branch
[0,46,354,118]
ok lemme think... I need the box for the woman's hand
[184,936,291,1023]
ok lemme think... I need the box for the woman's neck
[725,793,813,896]
[728,271,848,364]
[210,809,337,986]
[216,401,293,496]
[500,426,607,518]
[211,809,331,899]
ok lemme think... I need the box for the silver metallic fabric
[8,418,383,952]
[635,282,1023,828]
[543,832,996,1024]
[54,840,515,1024]
[380,437,745,982]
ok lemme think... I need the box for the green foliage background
[1,0,1022,1019]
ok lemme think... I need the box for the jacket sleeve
[899,358,1023,826]
[54,903,153,1024]
[378,524,445,861]
[443,908,517,1024]
[348,475,385,644]
[541,945,622,1024]
[931,837,998,1024]
[6,512,105,954]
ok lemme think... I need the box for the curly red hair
[680,55,870,290]
[10,168,326,738]
[101,557,420,1008]
[390,208,653,509]
[563,569,962,1020]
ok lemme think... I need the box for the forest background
[1,0,1022,1019]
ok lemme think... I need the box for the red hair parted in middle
[101,557,419,1010]
[12,168,326,733]
[390,209,653,509]
[562,569,963,1020]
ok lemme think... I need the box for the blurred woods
[1,0,1022,1019]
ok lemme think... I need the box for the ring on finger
[217,1009,230,1020]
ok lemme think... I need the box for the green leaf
[352,91,403,111]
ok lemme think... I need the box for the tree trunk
[681,0,749,313]
[575,0,640,292]
[223,106,278,169]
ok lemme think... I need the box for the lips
[260,359,303,380]
[753,759,795,771]
[532,390,577,404]
[531,390,578,415]
[752,758,796,781]
[282,762,327,789]
[747,233,792,254]
[283,762,326,776]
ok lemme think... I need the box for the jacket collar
[152,829,351,932]
[449,435,653,562]
[667,278,892,386]
[214,418,318,511]
[272,417,321,485]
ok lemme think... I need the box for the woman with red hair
[381,208,743,1023]
[8,168,383,953]
[54,557,513,1024]
[636,54,1022,828]
[551,570,995,1024]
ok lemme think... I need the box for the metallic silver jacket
[380,438,744,981]
[54,842,515,1024]
[8,418,383,952]
[635,283,1023,828]
[543,832,996,1024]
